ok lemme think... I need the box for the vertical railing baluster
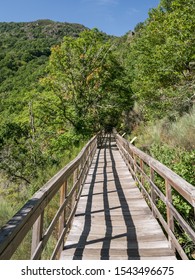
[165,179,175,251]
[73,167,79,198]
[133,152,137,176]
[140,159,144,185]
[58,180,67,258]
[150,167,157,217]
[31,212,44,259]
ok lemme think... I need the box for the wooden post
[150,167,157,217]
[58,180,67,258]
[89,144,92,164]
[81,156,85,186]
[140,159,144,186]
[140,159,145,196]
[165,179,175,250]
[133,152,137,174]
[31,212,44,259]
[73,167,79,197]
[87,146,90,169]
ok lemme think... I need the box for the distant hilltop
[0,19,90,96]
[0,20,89,40]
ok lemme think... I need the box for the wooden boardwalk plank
[60,134,176,260]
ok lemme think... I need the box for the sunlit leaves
[127,0,195,119]
[44,29,133,133]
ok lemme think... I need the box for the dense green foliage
[124,0,195,178]
[0,20,88,215]
[126,0,195,120]
[0,22,132,222]
[0,20,87,91]
[43,29,133,134]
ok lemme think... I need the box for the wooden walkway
[60,134,176,260]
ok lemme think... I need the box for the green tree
[127,0,195,120]
[0,20,89,190]
[159,0,174,11]
[43,29,133,134]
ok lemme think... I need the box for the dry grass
[133,105,195,151]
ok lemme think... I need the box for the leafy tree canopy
[43,29,133,134]
[127,0,195,120]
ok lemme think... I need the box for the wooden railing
[0,134,99,260]
[115,132,195,260]
[1,131,194,260]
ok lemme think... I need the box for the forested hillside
[0,0,194,258]
[0,20,87,91]
[0,20,127,226]
[0,20,89,224]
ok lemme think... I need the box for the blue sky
[0,0,160,36]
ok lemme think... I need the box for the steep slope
[0,20,89,214]
[0,20,88,91]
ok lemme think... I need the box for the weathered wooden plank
[61,247,175,259]
[63,255,177,260]
[64,240,170,251]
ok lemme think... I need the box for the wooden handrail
[0,134,99,260]
[115,132,195,260]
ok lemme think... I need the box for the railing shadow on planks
[0,131,194,260]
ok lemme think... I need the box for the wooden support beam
[31,212,44,259]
